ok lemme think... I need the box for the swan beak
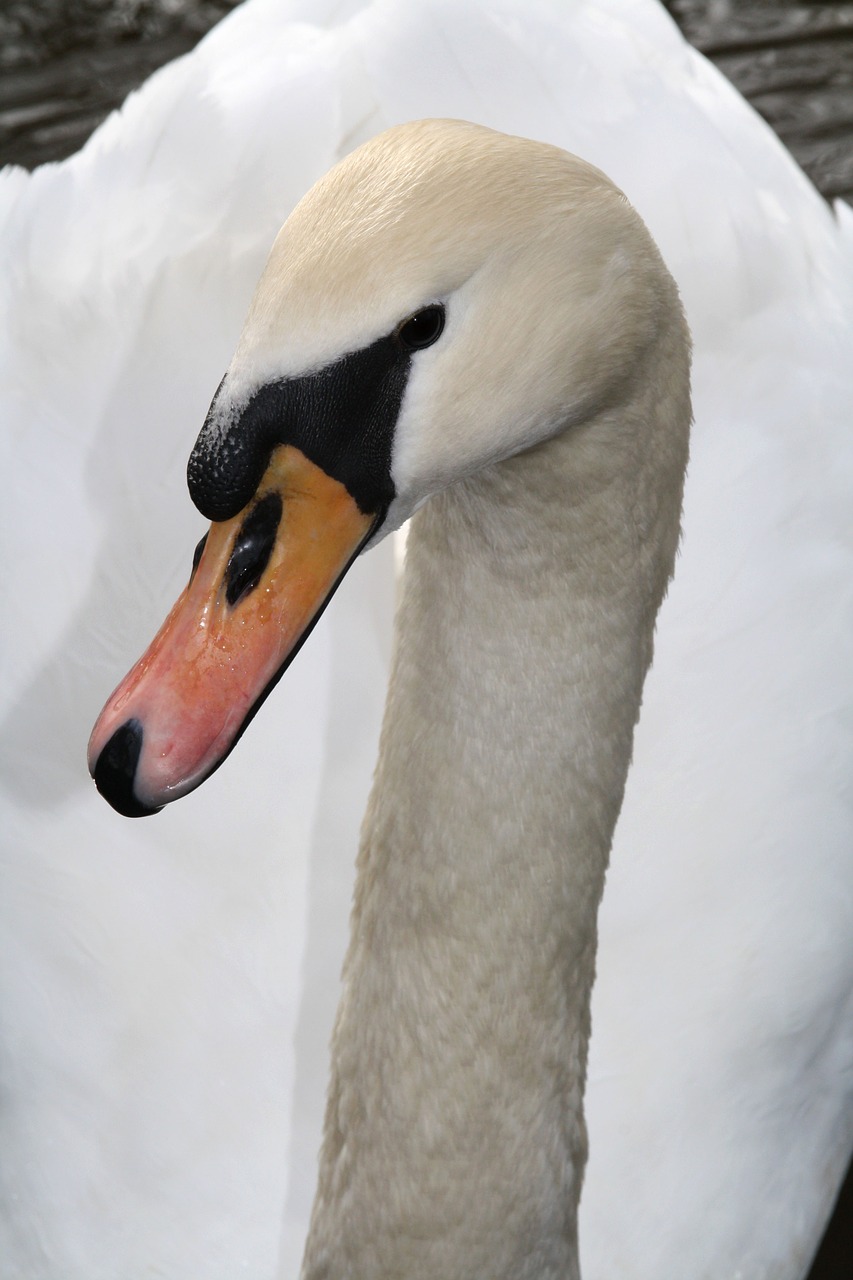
[87,445,377,816]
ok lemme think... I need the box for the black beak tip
[92,719,162,818]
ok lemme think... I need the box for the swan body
[1,2,851,1278]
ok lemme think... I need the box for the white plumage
[1,2,851,1278]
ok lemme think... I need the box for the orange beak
[88,445,377,815]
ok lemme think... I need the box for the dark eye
[397,305,445,351]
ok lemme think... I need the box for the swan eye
[397,305,445,351]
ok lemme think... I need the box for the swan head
[88,119,688,816]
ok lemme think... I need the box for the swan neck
[302,413,683,1280]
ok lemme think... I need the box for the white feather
[1,1,850,1277]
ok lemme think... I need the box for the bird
[1,2,851,1278]
[87,116,692,1279]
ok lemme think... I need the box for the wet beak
[88,445,378,816]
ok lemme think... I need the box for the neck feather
[301,338,688,1279]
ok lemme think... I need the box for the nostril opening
[93,719,161,818]
[225,492,283,607]
[190,533,208,583]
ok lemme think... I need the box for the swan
[87,116,692,1278]
[1,1,851,1277]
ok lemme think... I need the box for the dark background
[0,1,850,1276]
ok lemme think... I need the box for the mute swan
[2,2,851,1278]
[88,117,692,1279]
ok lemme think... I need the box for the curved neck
[302,368,687,1279]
